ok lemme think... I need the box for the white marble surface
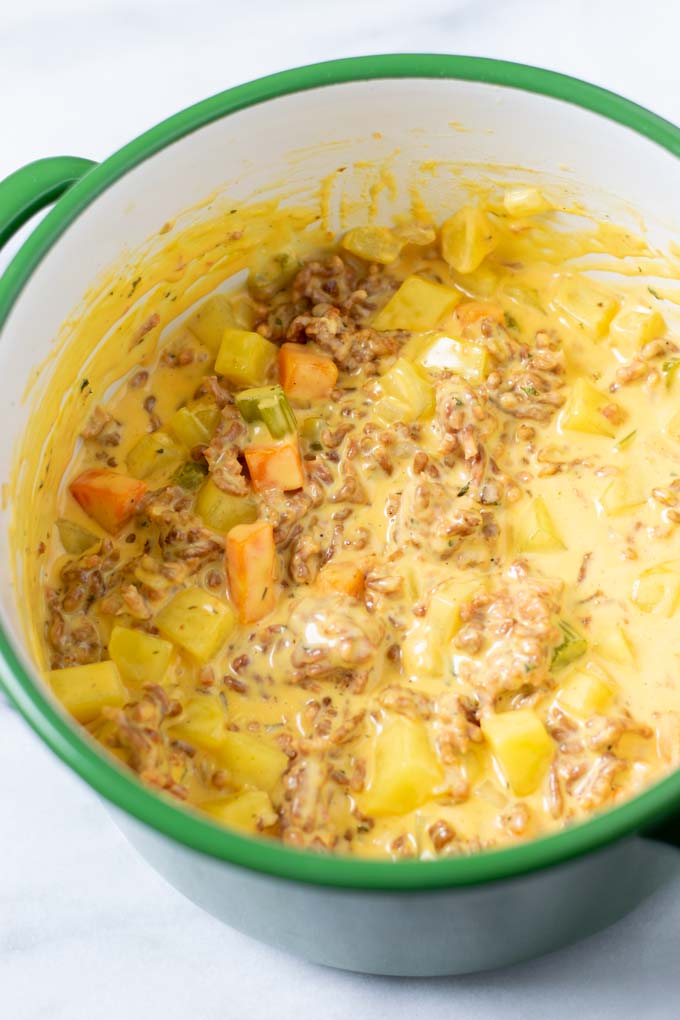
[3,1,680,1016]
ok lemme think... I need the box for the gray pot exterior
[113,810,670,976]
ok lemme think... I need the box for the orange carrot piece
[244,440,305,492]
[317,560,365,599]
[278,342,338,400]
[226,520,276,623]
[69,468,147,534]
[455,301,505,328]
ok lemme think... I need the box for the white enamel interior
[1,76,679,676]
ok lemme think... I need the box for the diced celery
[169,399,221,449]
[379,358,434,421]
[215,329,277,387]
[609,303,665,355]
[216,731,289,793]
[503,187,552,217]
[631,562,680,616]
[411,334,490,383]
[126,430,186,481]
[372,275,462,331]
[300,416,326,451]
[203,790,278,832]
[235,384,297,438]
[552,275,619,340]
[600,475,647,516]
[551,620,587,670]
[440,206,499,274]
[108,625,173,686]
[170,695,226,752]
[56,518,99,555]
[516,495,565,553]
[196,477,258,533]
[48,660,127,724]
[481,710,554,796]
[171,460,209,491]
[187,294,237,355]
[556,666,615,718]
[341,226,403,265]
[362,716,443,816]
[560,378,621,438]
[249,250,300,300]
[156,587,236,662]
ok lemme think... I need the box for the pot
[1,55,679,977]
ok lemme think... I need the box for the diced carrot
[317,560,365,598]
[226,520,276,623]
[455,301,505,328]
[245,439,305,492]
[278,343,338,401]
[69,468,147,534]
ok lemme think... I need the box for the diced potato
[596,625,634,665]
[631,562,680,616]
[379,358,434,421]
[216,731,288,793]
[362,716,443,816]
[203,790,278,832]
[156,587,236,662]
[278,343,338,401]
[70,469,148,534]
[516,495,565,553]
[503,187,552,217]
[48,660,127,724]
[551,620,587,671]
[609,303,665,355]
[341,226,403,265]
[215,328,277,387]
[226,521,277,623]
[372,275,461,332]
[410,334,490,384]
[126,430,186,481]
[552,275,619,340]
[108,626,173,686]
[600,475,647,516]
[187,294,237,354]
[481,710,554,796]
[440,206,499,274]
[170,695,226,752]
[249,250,300,300]
[665,411,680,443]
[560,378,621,438]
[317,560,365,598]
[196,477,258,533]
[169,399,220,449]
[402,577,482,678]
[56,518,98,555]
[372,396,412,425]
[244,439,305,492]
[556,667,615,718]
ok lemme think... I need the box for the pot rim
[2,53,680,892]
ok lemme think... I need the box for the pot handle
[0,156,97,250]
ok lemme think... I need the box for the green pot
[1,55,679,976]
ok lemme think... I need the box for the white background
[3,1,680,1017]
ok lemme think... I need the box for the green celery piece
[172,460,209,491]
[300,416,326,451]
[552,620,587,670]
[56,518,99,555]
[235,384,297,438]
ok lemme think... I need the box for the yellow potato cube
[126,430,186,481]
[203,790,278,833]
[170,695,226,752]
[249,250,300,300]
[560,378,621,438]
[441,206,499,274]
[631,562,680,616]
[216,731,289,793]
[373,275,462,331]
[108,626,173,686]
[215,328,277,387]
[48,660,127,724]
[481,710,554,796]
[556,667,615,718]
[600,475,647,516]
[187,294,236,354]
[503,187,552,217]
[516,495,565,553]
[595,625,635,665]
[552,275,619,340]
[609,303,665,355]
[402,576,482,679]
[372,395,412,425]
[379,358,434,421]
[666,411,680,443]
[341,225,403,265]
[412,334,490,384]
[156,587,236,662]
[362,716,443,817]
[196,477,258,533]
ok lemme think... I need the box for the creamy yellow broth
[21,181,680,860]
